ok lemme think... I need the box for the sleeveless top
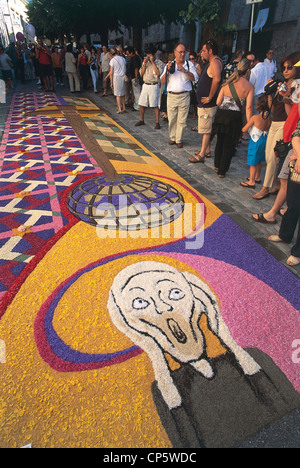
[196,58,222,108]
[219,95,245,112]
[79,53,87,66]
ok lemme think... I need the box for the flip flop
[253,192,270,200]
[240,182,256,189]
[247,177,261,183]
[189,155,205,163]
[287,255,300,266]
[253,214,277,224]
[269,235,284,242]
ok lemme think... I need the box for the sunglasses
[189,57,196,61]
[282,65,294,71]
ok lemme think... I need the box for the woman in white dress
[106,48,126,113]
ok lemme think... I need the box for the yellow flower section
[0,100,223,448]
[53,253,226,359]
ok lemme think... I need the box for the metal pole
[249,3,254,50]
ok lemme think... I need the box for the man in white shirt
[249,59,270,113]
[160,42,198,148]
[264,49,277,80]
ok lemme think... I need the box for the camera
[169,61,176,74]
[278,82,288,93]
[264,79,280,95]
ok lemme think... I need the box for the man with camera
[134,47,164,129]
[160,42,198,148]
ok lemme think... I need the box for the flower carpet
[0,92,299,448]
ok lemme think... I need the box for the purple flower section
[44,252,139,364]
[155,214,300,312]
[57,96,68,105]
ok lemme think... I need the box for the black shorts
[39,63,53,77]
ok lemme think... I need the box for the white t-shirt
[250,62,270,95]
[110,55,126,76]
[264,58,277,80]
[161,60,198,93]
[0,53,12,70]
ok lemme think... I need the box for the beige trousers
[263,120,285,188]
[167,92,190,143]
[67,72,80,92]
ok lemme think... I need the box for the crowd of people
[0,37,299,267]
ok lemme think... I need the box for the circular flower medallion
[67,174,185,230]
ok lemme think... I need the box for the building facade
[0,0,34,47]
[107,0,300,62]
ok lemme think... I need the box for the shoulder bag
[228,82,243,112]
[289,160,300,184]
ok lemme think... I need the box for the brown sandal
[189,154,205,163]
[253,191,270,200]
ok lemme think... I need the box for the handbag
[289,160,300,184]
[274,139,292,159]
[91,63,96,71]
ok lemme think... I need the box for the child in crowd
[240,95,271,189]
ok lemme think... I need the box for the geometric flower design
[0,92,102,300]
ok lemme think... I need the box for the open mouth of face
[167,318,187,344]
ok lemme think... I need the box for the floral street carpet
[0,92,299,448]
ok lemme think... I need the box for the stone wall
[107,0,300,58]
[227,0,300,60]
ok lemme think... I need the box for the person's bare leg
[121,96,126,112]
[116,96,122,112]
[255,163,262,182]
[154,107,160,124]
[269,179,281,194]
[197,133,211,159]
[292,136,300,158]
[139,105,145,122]
[248,165,256,185]
[43,76,49,91]
[253,184,270,199]
[252,179,287,222]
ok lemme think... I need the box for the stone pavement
[1,78,299,281]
